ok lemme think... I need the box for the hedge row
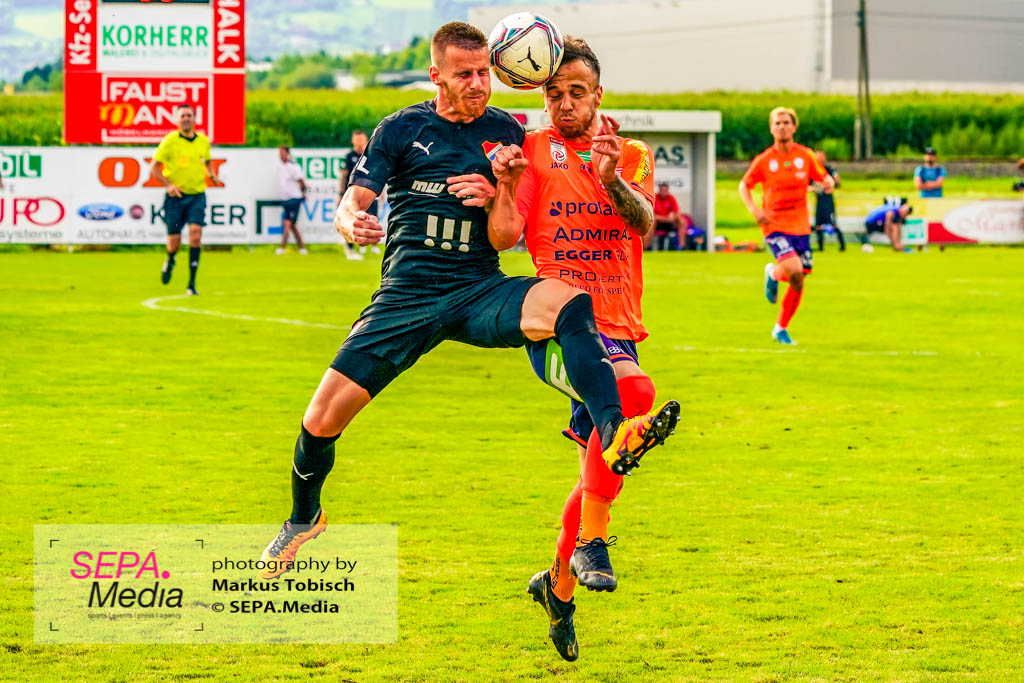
[3,90,1021,160]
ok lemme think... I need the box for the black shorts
[281,198,302,223]
[163,193,207,234]
[330,274,543,397]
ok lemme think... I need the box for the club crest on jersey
[769,159,780,172]
[549,138,567,163]
[795,157,805,170]
[482,141,504,161]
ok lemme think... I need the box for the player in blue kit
[862,198,912,252]
[257,22,679,580]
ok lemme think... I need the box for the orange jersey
[517,126,654,341]
[742,143,825,236]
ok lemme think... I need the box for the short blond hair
[769,107,799,128]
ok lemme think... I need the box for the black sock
[166,249,177,263]
[816,230,825,251]
[290,425,339,524]
[554,295,622,449]
[188,246,200,287]
[836,228,846,251]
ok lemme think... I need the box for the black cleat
[527,570,579,662]
[570,537,618,592]
[161,258,175,284]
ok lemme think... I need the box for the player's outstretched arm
[593,116,652,235]
[336,185,385,246]
[488,144,528,251]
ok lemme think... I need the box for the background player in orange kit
[489,37,661,662]
[739,107,833,345]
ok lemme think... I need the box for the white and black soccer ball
[488,12,564,90]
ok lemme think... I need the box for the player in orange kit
[488,37,670,661]
[739,107,833,345]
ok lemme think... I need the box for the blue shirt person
[914,147,945,198]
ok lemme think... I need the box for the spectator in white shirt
[277,146,308,254]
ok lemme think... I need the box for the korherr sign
[64,0,245,144]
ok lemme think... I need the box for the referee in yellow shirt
[150,104,220,295]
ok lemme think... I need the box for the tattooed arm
[591,114,654,236]
[603,174,654,236]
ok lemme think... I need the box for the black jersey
[344,150,361,186]
[813,163,837,221]
[350,100,525,287]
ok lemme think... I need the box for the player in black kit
[258,22,680,581]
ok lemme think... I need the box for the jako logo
[549,200,617,218]
[78,203,125,221]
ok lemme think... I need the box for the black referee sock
[554,294,623,449]
[166,249,177,264]
[188,246,201,288]
[290,425,339,524]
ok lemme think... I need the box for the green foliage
[3,91,1023,159]
[818,136,852,161]
[930,121,1024,159]
[247,40,431,91]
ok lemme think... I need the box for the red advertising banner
[64,0,245,145]
[213,0,245,69]
[65,0,98,72]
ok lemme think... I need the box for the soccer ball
[488,12,564,90]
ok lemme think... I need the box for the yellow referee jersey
[153,131,212,195]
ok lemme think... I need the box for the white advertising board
[0,147,350,245]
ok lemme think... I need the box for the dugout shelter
[513,108,722,250]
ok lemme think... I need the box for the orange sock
[773,264,790,281]
[549,554,577,602]
[778,285,803,328]
[580,491,612,543]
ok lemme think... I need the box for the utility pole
[855,0,873,159]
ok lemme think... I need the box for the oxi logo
[548,200,617,218]
[98,157,226,188]
[77,203,124,221]
[0,197,66,226]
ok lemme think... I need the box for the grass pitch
[2,247,1023,681]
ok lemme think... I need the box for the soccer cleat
[344,246,364,261]
[259,508,328,580]
[569,537,618,592]
[527,570,579,661]
[299,248,309,255]
[370,245,382,255]
[764,262,778,304]
[602,400,681,475]
[772,328,797,345]
[275,247,286,255]
[185,286,199,296]
[161,258,174,285]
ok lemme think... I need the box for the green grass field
[3,247,1024,681]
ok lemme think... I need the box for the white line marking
[671,345,940,357]
[142,291,351,331]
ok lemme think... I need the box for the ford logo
[78,203,125,221]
